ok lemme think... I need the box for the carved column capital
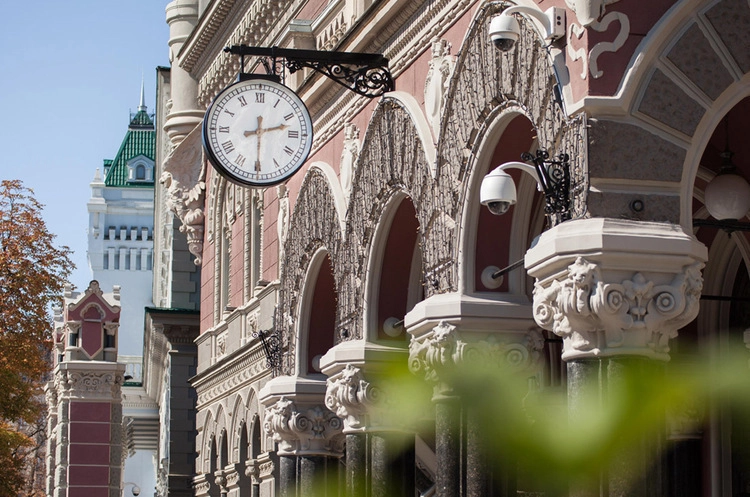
[320,340,416,433]
[325,364,383,432]
[526,219,707,361]
[263,396,344,457]
[408,320,543,399]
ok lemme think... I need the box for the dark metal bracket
[252,329,282,371]
[692,218,750,233]
[225,45,395,98]
[521,150,572,221]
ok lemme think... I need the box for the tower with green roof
[86,82,159,496]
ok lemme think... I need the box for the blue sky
[0,2,169,291]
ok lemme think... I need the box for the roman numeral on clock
[222,141,235,154]
[284,112,294,121]
[255,92,265,103]
[283,146,294,156]
[218,126,229,133]
[235,154,246,167]
[288,130,299,139]
[238,95,248,107]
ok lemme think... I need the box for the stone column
[164,0,203,146]
[322,341,416,497]
[526,218,707,497]
[406,297,543,497]
[260,377,344,497]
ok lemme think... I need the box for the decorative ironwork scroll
[252,329,282,372]
[521,150,572,221]
[224,45,394,98]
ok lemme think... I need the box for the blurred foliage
[304,342,750,496]
[0,180,72,495]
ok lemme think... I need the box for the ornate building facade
[158,0,750,495]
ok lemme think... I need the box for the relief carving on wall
[566,0,629,79]
[161,125,206,265]
[533,257,704,360]
[339,123,360,204]
[424,38,455,139]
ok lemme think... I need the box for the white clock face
[203,79,313,187]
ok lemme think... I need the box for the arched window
[136,164,146,180]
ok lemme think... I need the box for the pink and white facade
[154,0,750,495]
[47,281,126,497]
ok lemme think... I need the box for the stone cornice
[54,362,126,401]
[192,342,271,408]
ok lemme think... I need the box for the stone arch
[437,1,585,292]
[276,166,343,376]
[244,388,263,455]
[199,409,216,474]
[338,96,435,341]
[582,0,750,226]
[229,393,246,463]
[295,247,338,375]
[213,405,228,467]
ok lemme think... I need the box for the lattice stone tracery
[276,168,343,376]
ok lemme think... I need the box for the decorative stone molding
[161,125,206,265]
[567,10,630,80]
[424,38,455,139]
[324,364,381,432]
[565,0,621,27]
[408,320,543,399]
[320,341,415,433]
[55,367,125,401]
[263,396,344,457]
[525,219,707,362]
[533,257,703,360]
[339,123,360,204]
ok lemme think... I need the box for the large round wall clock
[203,78,313,187]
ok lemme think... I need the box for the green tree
[0,180,73,495]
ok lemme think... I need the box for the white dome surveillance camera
[480,168,517,215]
[489,13,520,52]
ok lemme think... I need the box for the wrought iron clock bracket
[225,45,395,98]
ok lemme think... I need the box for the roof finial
[138,72,147,112]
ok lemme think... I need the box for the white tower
[86,80,158,496]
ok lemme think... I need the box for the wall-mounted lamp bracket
[522,149,571,221]
[252,329,282,371]
[225,45,395,98]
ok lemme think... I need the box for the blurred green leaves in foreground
[311,343,750,495]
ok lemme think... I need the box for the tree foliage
[0,180,73,495]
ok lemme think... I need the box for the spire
[138,73,147,112]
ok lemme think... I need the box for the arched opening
[220,429,229,469]
[371,196,422,342]
[301,252,337,375]
[136,164,146,180]
[472,114,539,294]
[680,95,750,497]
